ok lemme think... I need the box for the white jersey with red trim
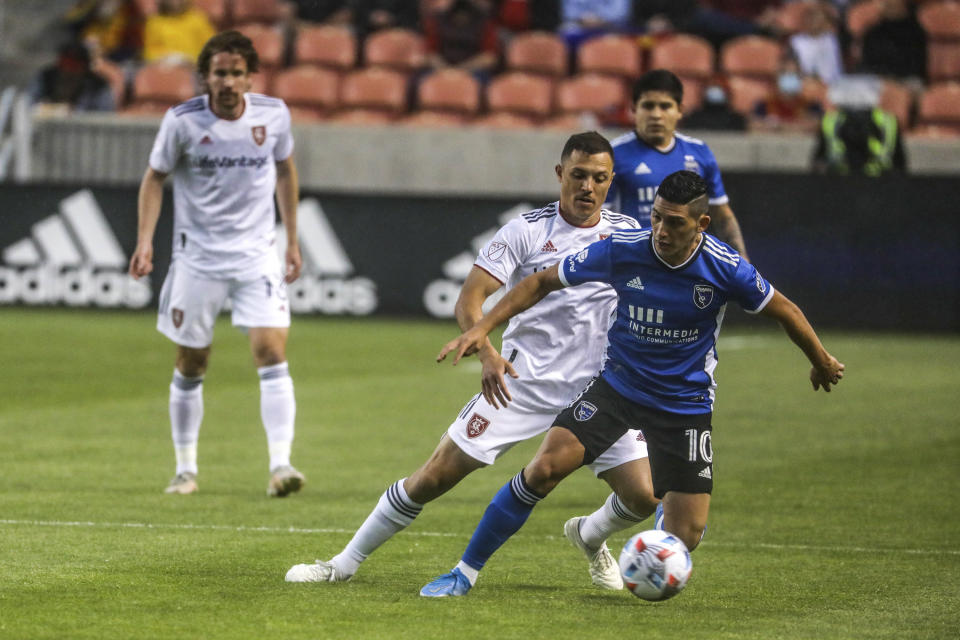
[149,93,294,280]
[473,201,641,412]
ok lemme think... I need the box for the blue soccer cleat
[654,502,707,543]
[419,567,473,597]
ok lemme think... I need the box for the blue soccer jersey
[558,229,774,415]
[605,131,729,225]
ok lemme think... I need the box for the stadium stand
[363,28,426,74]
[339,67,409,116]
[194,0,227,27]
[878,80,915,127]
[915,81,960,132]
[294,25,357,71]
[720,35,783,80]
[123,63,196,114]
[471,111,536,128]
[401,110,467,127]
[271,65,340,119]
[846,0,884,39]
[505,31,569,78]
[231,0,282,27]
[918,0,960,81]
[416,69,481,117]
[485,71,553,121]
[554,73,628,125]
[236,23,284,69]
[726,75,774,115]
[649,35,715,81]
[576,35,640,79]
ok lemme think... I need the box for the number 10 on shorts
[685,429,713,463]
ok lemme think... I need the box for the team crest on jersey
[466,413,490,438]
[693,284,714,309]
[684,154,700,173]
[599,233,609,240]
[251,125,266,146]
[574,401,597,421]
[172,308,184,328]
[487,241,507,261]
[755,273,766,294]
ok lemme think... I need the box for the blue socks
[461,470,544,571]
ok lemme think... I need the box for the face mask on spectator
[778,72,802,96]
[704,85,728,106]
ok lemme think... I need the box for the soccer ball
[619,529,692,601]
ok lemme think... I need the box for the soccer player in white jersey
[429,170,844,596]
[128,31,305,497]
[286,132,660,590]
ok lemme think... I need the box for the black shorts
[555,375,714,499]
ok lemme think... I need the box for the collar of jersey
[650,233,704,271]
[635,130,676,154]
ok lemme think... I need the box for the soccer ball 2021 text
[619,529,692,601]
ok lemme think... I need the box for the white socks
[579,492,648,550]
[331,479,424,577]
[258,362,296,471]
[169,369,203,475]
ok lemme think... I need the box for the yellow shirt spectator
[143,6,215,64]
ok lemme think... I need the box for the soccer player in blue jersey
[606,69,749,260]
[424,170,844,596]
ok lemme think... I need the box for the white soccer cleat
[564,516,624,590]
[164,472,198,495]
[268,465,305,497]
[285,560,350,583]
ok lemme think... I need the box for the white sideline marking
[1,519,957,557]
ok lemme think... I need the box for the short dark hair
[656,170,708,215]
[197,30,259,76]
[561,131,613,162]
[632,69,684,106]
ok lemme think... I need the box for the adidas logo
[698,466,712,480]
[274,198,377,315]
[634,162,652,175]
[626,276,644,290]
[540,240,558,253]
[0,189,151,308]
[424,202,532,318]
[200,135,213,145]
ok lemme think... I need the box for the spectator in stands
[682,77,747,131]
[789,0,844,86]
[422,0,500,84]
[857,0,926,86]
[286,0,354,25]
[636,0,772,49]
[751,56,824,133]
[352,0,420,39]
[28,41,115,113]
[556,0,637,50]
[813,105,905,175]
[143,0,216,65]
[63,0,144,63]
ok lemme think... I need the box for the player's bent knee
[620,490,658,518]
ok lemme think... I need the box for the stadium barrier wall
[0,178,956,330]
[26,115,960,194]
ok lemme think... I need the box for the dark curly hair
[197,30,259,76]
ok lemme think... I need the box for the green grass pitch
[0,308,957,639]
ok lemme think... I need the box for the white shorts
[157,261,290,348]
[447,392,648,475]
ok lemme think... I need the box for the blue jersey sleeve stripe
[702,245,738,266]
[704,236,738,260]
[743,285,776,314]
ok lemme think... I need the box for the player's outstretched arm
[709,203,748,262]
[276,156,302,283]
[129,167,167,279]
[759,290,845,392]
[456,267,518,409]
[438,264,564,366]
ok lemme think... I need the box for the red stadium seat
[916,81,960,128]
[649,34,715,80]
[401,110,468,127]
[919,1,960,80]
[295,25,357,71]
[124,63,197,114]
[577,35,641,79]
[720,35,783,80]
[471,111,536,128]
[417,69,481,116]
[846,0,883,39]
[272,65,340,114]
[726,75,774,115]
[485,72,553,120]
[363,28,426,73]
[339,68,409,115]
[232,0,282,26]
[505,31,568,77]
[878,80,914,127]
[194,0,227,27]
[235,24,284,69]
[555,73,628,125]
[328,109,394,126]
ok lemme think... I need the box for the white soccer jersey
[149,93,294,280]
[474,202,641,412]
